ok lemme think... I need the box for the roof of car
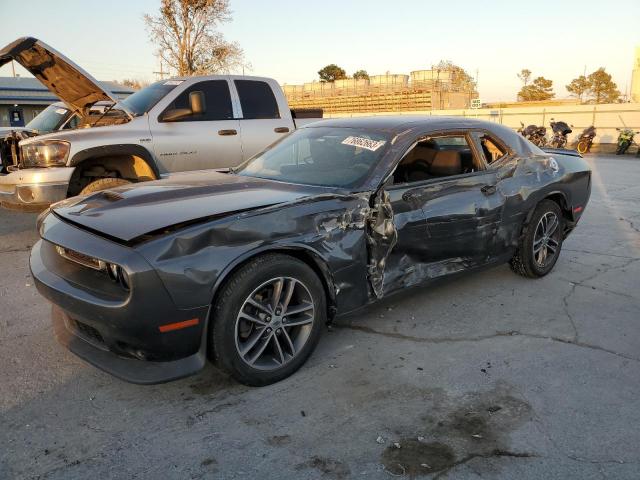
[306,115,503,132]
[304,115,542,157]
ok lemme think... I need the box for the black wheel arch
[207,245,338,327]
[523,190,572,226]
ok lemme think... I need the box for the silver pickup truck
[0,37,321,211]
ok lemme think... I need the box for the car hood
[0,37,132,119]
[51,172,332,242]
[0,126,35,137]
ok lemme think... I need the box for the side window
[62,115,79,130]
[234,80,280,119]
[393,134,479,184]
[474,132,508,164]
[162,80,233,122]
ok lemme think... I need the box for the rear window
[235,80,280,119]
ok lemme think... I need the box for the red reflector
[158,318,200,333]
[573,206,583,213]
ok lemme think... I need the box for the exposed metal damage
[366,189,398,298]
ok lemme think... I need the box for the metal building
[0,77,135,127]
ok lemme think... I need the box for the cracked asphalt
[1,153,639,479]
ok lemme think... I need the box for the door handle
[481,185,497,195]
[218,129,237,136]
[274,127,290,133]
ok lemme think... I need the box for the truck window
[234,80,280,119]
[163,80,233,122]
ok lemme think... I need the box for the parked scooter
[615,128,640,155]
[518,122,547,147]
[576,126,596,154]
[549,119,572,149]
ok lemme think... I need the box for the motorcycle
[576,126,596,154]
[518,122,547,147]
[549,119,572,149]
[615,128,640,155]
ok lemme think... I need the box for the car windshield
[120,80,181,116]
[236,126,389,188]
[25,104,71,132]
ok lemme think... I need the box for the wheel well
[209,249,338,324]
[67,155,157,196]
[544,193,572,222]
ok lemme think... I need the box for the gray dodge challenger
[30,117,591,386]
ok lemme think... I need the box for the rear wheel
[79,177,131,195]
[211,254,326,386]
[510,200,564,278]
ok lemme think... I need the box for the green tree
[353,70,369,80]
[518,76,555,101]
[318,64,347,82]
[517,69,532,86]
[566,75,590,103]
[586,68,621,104]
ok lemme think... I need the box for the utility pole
[11,60,16,78]
[153,61,168,80]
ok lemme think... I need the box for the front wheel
[211,254,326,386]
[576,140,589,154]
[79,177,131,195]
[616,141,630,155]
[510,200,564,278]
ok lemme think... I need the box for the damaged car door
[381,131,506,293]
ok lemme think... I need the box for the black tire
[79,177,131,195]
[210,254,326,386]
[577,140,590,154]
[616,142,629,155]
[510,200,564,278]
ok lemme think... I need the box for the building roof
[0,76,135,105]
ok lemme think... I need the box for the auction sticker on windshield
[341,136,386,151]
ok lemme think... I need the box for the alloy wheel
[234,277,315,370]
[532,212,560,267]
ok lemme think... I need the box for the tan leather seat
[429,150,462,176]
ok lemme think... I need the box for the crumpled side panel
[137,195,372,313]
[366,190,398,298]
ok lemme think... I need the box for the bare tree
[517,69,532,86]
[144,0,246,76]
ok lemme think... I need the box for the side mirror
[160,91,206,122]
[189,91,206,115]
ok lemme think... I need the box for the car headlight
[21,140,70,168]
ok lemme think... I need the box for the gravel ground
[1,154,639,479]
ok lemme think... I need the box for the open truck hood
[51,172,330,242]
[0,37,132,119]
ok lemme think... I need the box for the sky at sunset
[1,0,639,102]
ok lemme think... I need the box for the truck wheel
[79,178,131,195]
[211,253,326,386]
[510,200,564,278]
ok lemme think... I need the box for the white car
[0,37,321,211]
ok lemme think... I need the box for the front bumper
[0,167,73,211]
[30,214,210,384]
[51,306,206,384]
